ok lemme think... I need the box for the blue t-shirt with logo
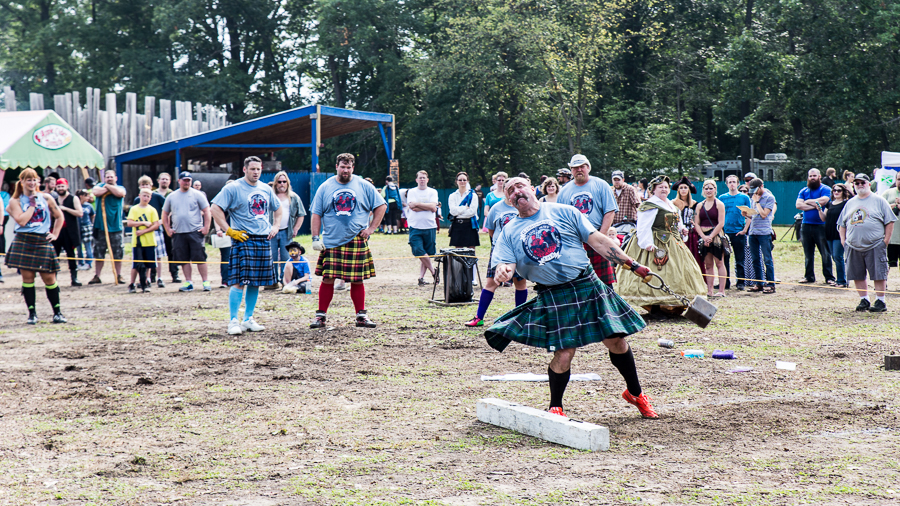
[485,200,519,245]
[797,185,831,225]
[556,176,618,230]
[211,178,281,236]
[491,203,596,286]
[311,175,387,248]
[15,193,52,234]
[718,191,752,234]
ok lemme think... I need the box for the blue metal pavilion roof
[114,104,395,174]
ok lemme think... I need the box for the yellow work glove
[226,228,249,242]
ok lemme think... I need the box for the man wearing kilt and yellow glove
[211,156,283,336]
[4,169,67,324]
[309,153,386,329]
[487,177,658,419]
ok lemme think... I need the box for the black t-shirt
[824,200,846,242]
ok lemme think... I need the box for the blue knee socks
[515,289,528,306]
[229,287,243,320]
[475,289,494,319]
[244,286,260,319]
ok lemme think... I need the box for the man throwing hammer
[309,153,386,329]
[211,156,283,335]
[486,177,658,419]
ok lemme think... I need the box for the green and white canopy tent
[0,110,106,190]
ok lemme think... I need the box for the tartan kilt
[315,235,375,282]
[5,233,60,273]
[226,235,276,286]
[584,243,616,284]
[484,270,645,352]
[154,229,167,258]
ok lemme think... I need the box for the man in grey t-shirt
[838,174,896,313]
[162,171,212,292]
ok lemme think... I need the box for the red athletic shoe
[622,390,659,419]
[464,317,484,327]
[547,406,567,418]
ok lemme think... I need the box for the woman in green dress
[617,176,707,316]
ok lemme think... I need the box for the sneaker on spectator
[116,275,126,285]
[335,279,347,291]
[855,299,871,312]
[128,283,137,294]
[179,282,194,292]
[228,318,243,335]
[142,282,151,293]
[547,406,567,418]
[157,278,165,288]
[869,299,887,313]
[241,317,265,332]
[622,390,659,419]
[88,275,102,285]
[202,281,212,292]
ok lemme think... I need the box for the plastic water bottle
[681,349,704,358]
[712,350,735,359]
[306,284,312,294]
[658,339,675,348]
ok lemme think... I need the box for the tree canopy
[2,0,899,185]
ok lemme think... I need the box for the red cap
[56,178,69,186]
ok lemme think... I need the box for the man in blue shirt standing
[718,175,752,290]
[557,154,619,287]
[211,156,283,336]
[795,168,835,285]
[309,153,387,329]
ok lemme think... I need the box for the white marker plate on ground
[476,398,609,451]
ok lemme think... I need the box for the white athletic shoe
[241,317,265,332]
[228,318,243,335]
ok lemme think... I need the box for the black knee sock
[45,283,61,314]
[138,268,147,287]
[609,346,641,397]
[150,267,157,282]
[548,366,571,409]
[23,283,36,312]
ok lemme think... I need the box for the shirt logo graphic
[29,201,46,224]
[248,192,269,218]
[520,220,562,265]
[849,208,868,225]
[499,212,517,229]
[333,189,358,216]
[571,191,594,214]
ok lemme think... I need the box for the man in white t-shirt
[406,170,439,285]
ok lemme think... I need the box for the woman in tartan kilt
[4,168,67,324]
[486,177,659,419]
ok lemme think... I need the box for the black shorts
[172,231,208,263]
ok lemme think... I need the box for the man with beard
[611,170,639,224]
[838,174,896,313]
[486,177,658,419]
[155,172,180,284]
[51,179,84,286]
[795,168,835,285]
[211,156,283,335]
[89,169,127,285]
[557,154,619,286]
[309,153,386,329]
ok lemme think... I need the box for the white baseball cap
[567,154,591,168]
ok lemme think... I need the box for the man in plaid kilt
[487,177,659,419]
[309,153,386,329]
[4,168,67,324]
[557,154,619,287]
[211,156,283,335]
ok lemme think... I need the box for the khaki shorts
[845,242,889,281]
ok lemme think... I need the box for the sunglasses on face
[854,182,867,187]
[458,179,468,182]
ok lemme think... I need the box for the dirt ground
[1,227,899,505]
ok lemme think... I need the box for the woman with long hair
[539,177,561,203]
[671,177,705,274]
[268,171,307,285]
[4,168,67,323]
[694,180,728,297]
[818,183,850,288]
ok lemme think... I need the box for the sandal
[762,286,776,294]
[713,292,726,298]
[747,285,763,292]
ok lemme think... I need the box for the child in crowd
[281,241,311,294]
[76,189,95,270]
[125,188,160,293]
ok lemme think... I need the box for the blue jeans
[829,239,846,285]
[219,246,231,285]
[800,223,834,282]
[270,228,292,279]
[749,234,775,287]
[726,232,747,287]
[77,239,93,267]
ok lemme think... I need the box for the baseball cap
[179,171,192,180]
[56,178,69,186]
[743,172,757,180]
[747,178,764,190]
[567,154,591,168]
[385,176,393,182]
[611,170,624,180]
[557,168,572,177]
[853,173,870,182]
[84,178,95,186]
